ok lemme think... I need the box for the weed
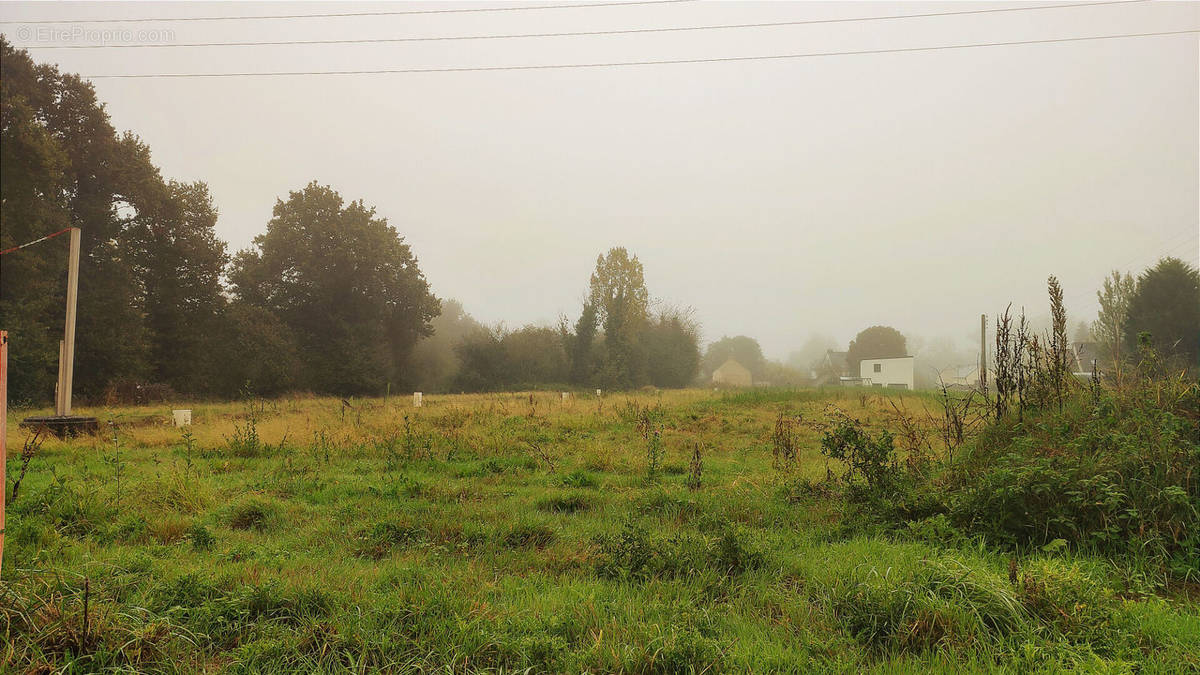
[181,428,196,480]
[645,427,664,483]
[9,428,45,504]
[226,414,263,458]
[687,443,703,491]
[771,412,799,473]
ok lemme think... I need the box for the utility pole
[20,227,96,436]
[57,228,81,417]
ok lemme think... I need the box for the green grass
[3,388,1197,672]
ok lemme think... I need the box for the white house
[935,364,984,389]
[859,356,915,390]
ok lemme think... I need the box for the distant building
[813,350,849,386]
[1070,341,1101,378]
[712,358,753,387]
[935,364,984,389]
[858,356,915,390]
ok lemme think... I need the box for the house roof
[715,358,751,376]
[824,351,848,369]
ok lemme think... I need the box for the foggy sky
[4,1,1197,360]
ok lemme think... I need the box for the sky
[3,0,1198,360]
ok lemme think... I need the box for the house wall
[712,362,752,387]
[859,357,914,390]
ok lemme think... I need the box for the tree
[703,336,766,379]
[211,302,301,397]
[452,326,507,392]
[588,248,650,389]
[845,326,907,377]
[564,302,599,386]
[644,307,701,388]
[409,299,484,392]
[504,326,569,386]
[125,179,229,394]
[0,39,225,402]
[788,333,838,372]
[1092,270,1136,369]
[1123,257,1200,368]
[229,182,439,395]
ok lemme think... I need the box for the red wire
[0,228,73,256]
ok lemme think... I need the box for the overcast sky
[3,1,1197,359]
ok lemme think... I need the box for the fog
[4,0,1197,359]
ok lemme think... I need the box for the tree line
[1,40,702,404]
[410,248,700,393]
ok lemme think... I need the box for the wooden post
[55,340,64,415]
[58,228,80,417]
[1,330,8,572]
[979,313,988,395]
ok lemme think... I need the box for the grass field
[3,388,1198,673]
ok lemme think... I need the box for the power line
[0,0,694,25]
[19,1,1147,50]
[1064,230,1199,305]
[81,28,1200,78]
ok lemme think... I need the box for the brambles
[819,411,898,492]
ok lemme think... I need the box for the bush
[823,372,1199,575]
[945,384,1199,565]
[819,412,898,492]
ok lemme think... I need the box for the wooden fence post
[2,330,9,572]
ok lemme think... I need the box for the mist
[3,0,1196,364]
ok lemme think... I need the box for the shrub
[819,412,898,492]
[945,384,1199,565]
